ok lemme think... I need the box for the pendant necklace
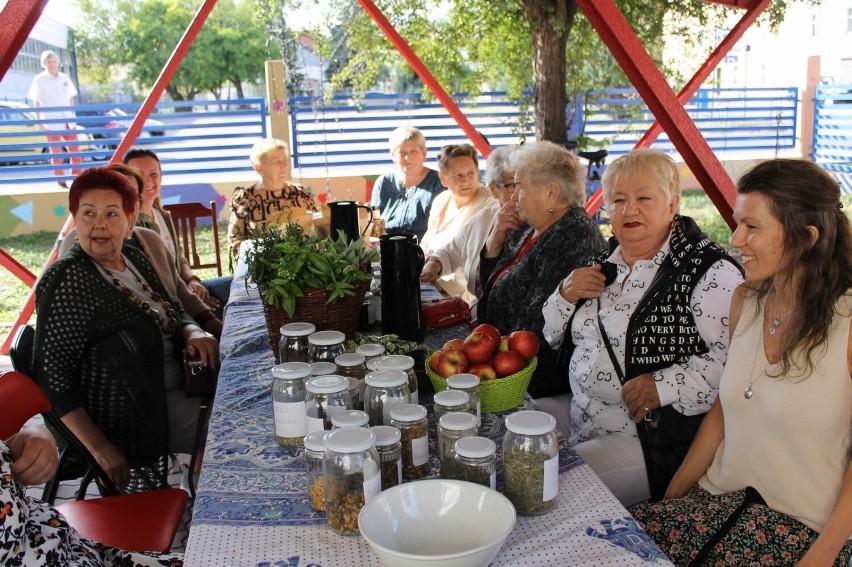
[744,300,784,399]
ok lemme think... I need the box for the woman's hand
[559,263,607,304]
[420,259,441,283]
[621,373,661,423]
[8,425,59,486]
[183,324,219,367]
[92,442,131,490]
[484,201,522,258]
[188,279,220,310]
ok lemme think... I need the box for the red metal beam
[577,0,737,229]
[357,0,491,158]
[0,0,48,81]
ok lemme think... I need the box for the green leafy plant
[244,222,379,317]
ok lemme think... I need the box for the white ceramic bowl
[358,479,516,567]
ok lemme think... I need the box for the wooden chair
[0,371,188,553]
[163,200,223,276]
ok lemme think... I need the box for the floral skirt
[628,485,852,566]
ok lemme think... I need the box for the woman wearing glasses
[420,145,517,308]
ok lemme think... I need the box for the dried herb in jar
[309,477,325,511]
[503,447,554,515]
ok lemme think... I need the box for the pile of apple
[428,323,539,381]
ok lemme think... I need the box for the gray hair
[602,149,681,210]
[40,50,58,67]
[388,126,426,154]
[249,138,289,167]
[484,145,518,186]
[508,141,586,207]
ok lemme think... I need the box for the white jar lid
[272,362,313,380]
[389,404,427,422]
[280,322,316,337]
[308,330,346,346]
[325,427,376,453]
[446,373,480,389]
[434,389,470,407]
[305,374,349,394]
[355,343,386,357]
[505,410,556,435]
[364,369,408,388]
[454,436,496,459]
[439,412,477,431]
[371,425,401,446]
[310,361,337,376]
[371,354,415,371]
[304,430,329,452]
[331,410,369,429]
[335,353,365,367]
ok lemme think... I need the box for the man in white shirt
[27,50,82,186]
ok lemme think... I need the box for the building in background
[0,15,77,103]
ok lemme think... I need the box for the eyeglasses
[496,182,519,191]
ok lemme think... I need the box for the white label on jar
[411,435,429,466]
[476,402,481,427]
[411,390,419,405]
[543,454,558,501]
[381,398,406,425]
[489,471,497,490]
[397,460,403,484]
[305,415,325,434]
[363,465,381,502]
[273,401,306,438]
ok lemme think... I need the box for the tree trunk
[521,0,577,144]
[233,79,246,100]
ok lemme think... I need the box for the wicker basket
[260,280,369,363]
[425,356,537,413]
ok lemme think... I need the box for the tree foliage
[294,0,809,143]
[75,0,267,101]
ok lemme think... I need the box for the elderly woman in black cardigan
[477,141,606,401]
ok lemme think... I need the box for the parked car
[348,92,420,111]
[76,107,166,149]
[0,101,98,164]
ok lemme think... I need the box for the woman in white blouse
[541,149,743,506]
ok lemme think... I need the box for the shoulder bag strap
[596,298,628,386]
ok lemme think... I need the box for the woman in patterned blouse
[542,149,743,506]
[228,138,318,261]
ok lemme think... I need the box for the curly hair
[508,141,585,207]
[437,143,478,174]
[737,158,852,379]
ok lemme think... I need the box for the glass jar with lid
[368,355,419,404]
[278,322,315,364]
[503,410,559,516]
[355,343,386,365]
[271,362,313,447]
[452,436,496,489]
[304,430,329,511]
[437,412,478,479]
[433,389,471,423]
[363,369,411,426]
[323,428,380,536]
[446,373,481,426]
[310,361,337,377]
[305,374,351,433]
[372,425,402,490]
[307,330,346,363]
[390,404,430,480]
[330,409,370,430]
[335,353,366,409]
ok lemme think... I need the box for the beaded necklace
[101,256,179,333]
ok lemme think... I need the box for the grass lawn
[2,193,850,346]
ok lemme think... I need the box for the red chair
[0,371,188,553]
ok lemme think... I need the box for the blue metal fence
[813,85,852,194]
[0,98,266,184]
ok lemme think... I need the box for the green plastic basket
[425,356,537,413]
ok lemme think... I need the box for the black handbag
[596,301,705,500]
[183,351,218,398]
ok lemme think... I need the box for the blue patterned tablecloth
[184,274,671,566]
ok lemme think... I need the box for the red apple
[508,330,540,361]
[429,350,443,372]
[492,350,526,377]
[443,338,465,351]
[471,323,501,348]
[436,348,469,377]
[497,335,511,352]
[462,332,496,364]
[468,362,497,381]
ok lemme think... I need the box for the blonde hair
[388,126,426,154]
[250,138,289,167]
[508,141,586,207]
[602,149,681,210]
